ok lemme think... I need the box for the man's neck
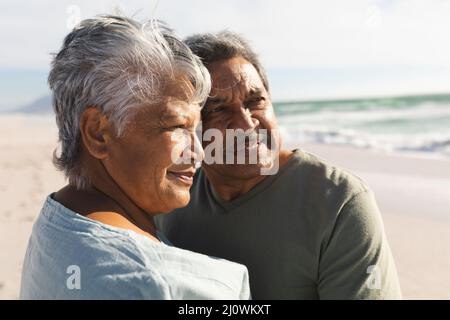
[203,149,295,202]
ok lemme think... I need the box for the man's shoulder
[287,148,370,199]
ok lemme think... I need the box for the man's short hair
[184,31,269,93]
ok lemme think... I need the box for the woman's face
[103,86,204,214]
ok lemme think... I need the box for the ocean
[7,93,450,160]
[274,93,450,159]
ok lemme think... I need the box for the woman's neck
[53,181,159,242]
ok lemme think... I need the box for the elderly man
[156,32,402,299]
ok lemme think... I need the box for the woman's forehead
[160,101,200,128]
[163,98,200,117]
[164,75,197,101]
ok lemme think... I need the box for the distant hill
[16,95,52,114]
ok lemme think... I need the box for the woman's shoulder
[27,195,250,299]
[128,231,250,299]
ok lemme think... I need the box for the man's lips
[167,169,195,185]
[226,141,260,155]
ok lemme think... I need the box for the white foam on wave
[276,100,450,159]
[278,103,450,127]
[279,124,450,159]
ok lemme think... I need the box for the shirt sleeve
[86,270,172,300]
[318,189,402,299]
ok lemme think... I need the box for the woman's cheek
[169,129,191,165]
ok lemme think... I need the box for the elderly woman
[19,15,250,299]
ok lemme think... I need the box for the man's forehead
[208,58,263,92]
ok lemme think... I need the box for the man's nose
[229,106,260,131]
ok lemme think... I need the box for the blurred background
[1,0,449,299]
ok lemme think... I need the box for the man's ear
[79,107,111,160]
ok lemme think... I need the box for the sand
[1,114,449,299]
[0,115,65,299]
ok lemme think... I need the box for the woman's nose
[182,132,204,166]
[193,133,205,163]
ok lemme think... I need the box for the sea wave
[279,125,450,158]
[275,96,450,158]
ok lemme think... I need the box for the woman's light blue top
[20,195,251,300]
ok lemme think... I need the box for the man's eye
[246,97,265,108]
[203,106,226,118]
[210,106,226,113]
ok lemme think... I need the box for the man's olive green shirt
[156,149,402,299]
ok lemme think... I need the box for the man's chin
[217,162,272,179]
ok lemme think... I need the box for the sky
[1,0,450,110]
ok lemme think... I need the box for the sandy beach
[1,114,449,299]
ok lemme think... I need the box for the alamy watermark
[170,124,281,175]
[66,265,81,290]
[366,264,381,290]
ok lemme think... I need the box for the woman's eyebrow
[160,113,189,122]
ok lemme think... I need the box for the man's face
[201,56,280,180]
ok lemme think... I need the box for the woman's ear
[79,107,111,160]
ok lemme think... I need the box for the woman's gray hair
[49,15,211,189]
[184,31,269,92]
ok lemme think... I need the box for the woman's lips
[167,170,195,186]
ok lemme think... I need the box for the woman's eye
[165,124,185,131]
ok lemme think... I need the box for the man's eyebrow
[206,97,228,105]
[247,88,265,98]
